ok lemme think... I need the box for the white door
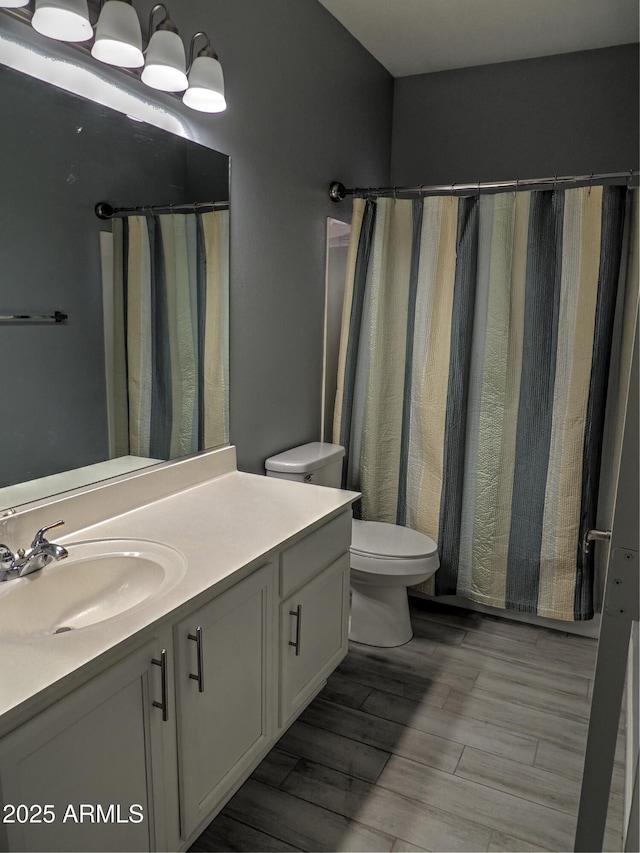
[575,317,639,851]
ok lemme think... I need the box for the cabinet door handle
[188,626,205,692]
[289,604,302,656]
[151,649,169,722]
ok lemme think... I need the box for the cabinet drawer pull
[188,626,205,692]
[289,605,302,656]
[151,649,169,722]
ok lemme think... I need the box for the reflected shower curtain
[112,209,229,460]
[334,187,638,621]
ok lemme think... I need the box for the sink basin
[0,539,187,639]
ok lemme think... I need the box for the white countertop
[0,463,357,736]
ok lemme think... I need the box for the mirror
[0,63,230,510]
[323,218,351,443]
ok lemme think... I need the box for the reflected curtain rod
[95,200,229,219]
[329,170,639,202]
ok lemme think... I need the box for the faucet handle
[31,520,65,549]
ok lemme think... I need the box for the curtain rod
[329,170,639,202]
[95,200,229,220]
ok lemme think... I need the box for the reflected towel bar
[0,311,68,324]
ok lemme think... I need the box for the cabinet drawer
[280,510,351,597]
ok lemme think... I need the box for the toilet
[265,442,439,647]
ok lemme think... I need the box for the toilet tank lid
[265,442,345,474]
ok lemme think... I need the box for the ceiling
[317,0,639,77]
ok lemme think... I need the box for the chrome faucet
[0,521,68,582]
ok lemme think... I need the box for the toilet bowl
[349,519,438,647]
[264,442,440,648]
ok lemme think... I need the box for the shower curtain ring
[629,169,635,186]
[450,183,456,196]
[588,173,594,195]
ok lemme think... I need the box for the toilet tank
[265,442,345,487]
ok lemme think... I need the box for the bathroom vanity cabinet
[0,629,179,852]
[0,497,353,852]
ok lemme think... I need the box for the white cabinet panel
[175,563,275,840]
[0,636,175,852]
[279,554,349,728]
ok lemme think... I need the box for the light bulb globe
[91,0,144,68]
[141,29,188,92]
[183,55,226,113]
[31,0,93,42]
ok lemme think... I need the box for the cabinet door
[279,553,349,728]
[0,636,175,853]
[175,563,274,841]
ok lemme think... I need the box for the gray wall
[140,0,394,473]
[391,44,639,185]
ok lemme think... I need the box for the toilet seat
[351,519,437,559]
[350,519,438,579]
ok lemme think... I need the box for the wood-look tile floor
[189,599,626,853]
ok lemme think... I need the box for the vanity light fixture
[141,3,187,92]
[91,0,143,68]
[182,32,226,113]
[31,0,93,42]
[0,0,227,113]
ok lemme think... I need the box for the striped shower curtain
[334,186,638,621]
[112,209,229,460]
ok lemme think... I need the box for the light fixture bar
[0,16,189,136]
[0,4,226,111]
